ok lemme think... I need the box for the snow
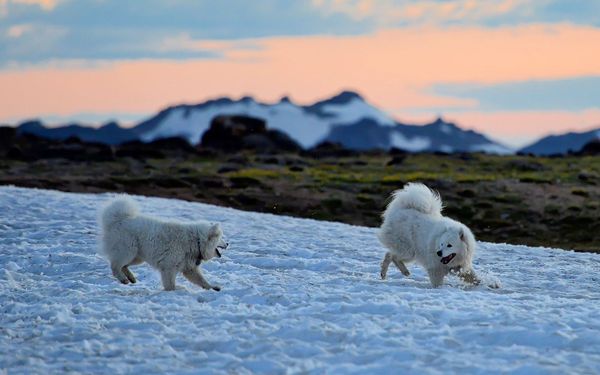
[470,143,514,155]
[2,186,600,374]
[319,97,396,127]
[439,145,454,153]
[439,124,453,134]
[140,97,397,148]
[390,131,431,152]
[140,100,331,148]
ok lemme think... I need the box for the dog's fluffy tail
[100,196,139,228]
[383,183,443,218]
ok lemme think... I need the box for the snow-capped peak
[317,96,396,127]
[136,90,398,147]
[316,90,364,105]
[278,95,293,104]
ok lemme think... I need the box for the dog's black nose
[436,250,443,257]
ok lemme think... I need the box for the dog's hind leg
[160,270,177,291]
[391,257,410,276]
[183,268,220,291]
[122,266,136,284]
[380,252,392,280]
[129,256,144,266]
[381,252,410,280]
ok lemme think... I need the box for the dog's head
[198,223,229,262]
[436,226,474,266]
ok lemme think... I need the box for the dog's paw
[402,270,411,277]
[212,286,221,292]
[380,270,387,280]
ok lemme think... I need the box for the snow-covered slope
[2,187,599,374]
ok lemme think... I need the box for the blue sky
[2,0,600,63]
[433,77,600,112]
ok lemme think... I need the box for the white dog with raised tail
[378,183,482,287]
[99,196,228,291]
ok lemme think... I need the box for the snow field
[1,186,599,374]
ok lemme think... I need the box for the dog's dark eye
[447,244,453,248]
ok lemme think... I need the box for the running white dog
[98,196,228,291]
[378,183,481,287]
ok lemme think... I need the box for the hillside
[1,150,598,252]
[1,187,599,374]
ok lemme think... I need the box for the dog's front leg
[457,268,481,286]
[427,268,445,288]
[160,270,177,291]
[183,267,221,291]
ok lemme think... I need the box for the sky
[1,0,599,148]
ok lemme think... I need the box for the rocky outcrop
[201,115,301,152]
[578,139,600,156]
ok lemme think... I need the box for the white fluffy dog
[378,183,481,287]
[99,196,228,291]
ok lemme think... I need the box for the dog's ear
[459,228,465,242]
[208,223,222,240]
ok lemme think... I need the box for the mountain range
[9,91,599,154]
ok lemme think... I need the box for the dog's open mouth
[441,253,456,265]
[215,243,228,258]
